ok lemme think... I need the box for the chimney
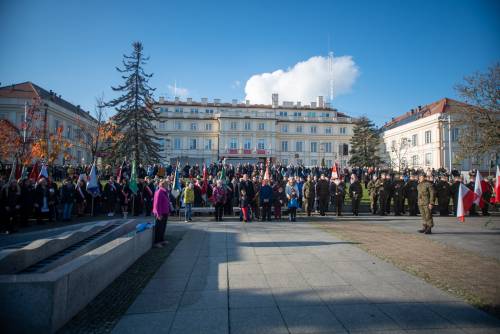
[187,97,192,104]
[272,93,279,108]
[245,100,250,105]
[232,99,237,106]
[317,96,324,108]
[311,102,317,108]
[296,101,301,107]
[159,96,165,103]
[201,97,208,105]
[214,98,220,105]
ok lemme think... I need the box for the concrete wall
[0,227,153,334]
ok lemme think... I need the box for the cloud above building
[244,55,359,105]
[167,84,189,98]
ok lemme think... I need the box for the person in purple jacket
[152,179,171,248]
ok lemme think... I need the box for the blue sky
[1,0,498,125]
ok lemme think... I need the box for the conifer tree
[106,42,161,164]
[349,116,383,168]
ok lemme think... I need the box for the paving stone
[179,290,228,310]
[229,273,270,289]
[229,288,277,308]
[260,262,299,274]
[280,305,346,333]
[111,311,175,334]
[141,277,187,293]
[265,273,311,288]
[125,291,183,314]
[272,287,324,307]
[377,303,456,330]
[230,306,289,334]
[169,308,228,334]
[314,285,370,305]
[228,262,263,275]
[186,274,228,291]
[428,302,500,329]
[329,304,401,332]
[302,271,348,287]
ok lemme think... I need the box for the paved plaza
[110,217,500,334]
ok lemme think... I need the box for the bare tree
[452,63,500,163]
[388,137,409,171]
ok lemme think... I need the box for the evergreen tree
[106,42,161,165]
[349,116,383,167]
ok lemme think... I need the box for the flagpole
[91,197,94,216]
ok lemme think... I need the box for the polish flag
[457,183,476,222]
[473,171,489,208]
[495,166,500,204]
[331,163,338,179]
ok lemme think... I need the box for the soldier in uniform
[367,175,378,215]
[316,174,330,216]
[349,174,362,216]
[450,174,462,216]
[384,173,394,214]
[435,174,451,216]
[332,177,346,216]
[392,173,405,216]
[375,172,387,216]
[302,176,315,216]
[417,173,436,234]
[404,173,419,216]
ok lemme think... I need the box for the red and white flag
[264,158,270,181]
[473,171,489,208]
[331,163,338,179]
[457,183,476,222]
[495,166,500,204]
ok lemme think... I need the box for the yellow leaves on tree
[31,125,73,165]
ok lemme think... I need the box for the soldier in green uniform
[376,172,387,216]
[392,173,405,216]
[450,174,462,216]
[349,174,363,216]
[435,174,451,216]
[384,173,394,214]
[367,175,378,214]
[302,176,315,216]
[403,173,419,216]
[417,173,436,234]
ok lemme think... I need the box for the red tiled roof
[383,97,474,130]
[0,82,40,99]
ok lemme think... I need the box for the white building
[154,94,355,167]
[381,97,493,172]
[0,82,97,165]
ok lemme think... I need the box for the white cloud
[244,54,359,105]
[231,80,241,89]
[167,84,189,98]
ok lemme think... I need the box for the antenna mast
[328,51,334,104]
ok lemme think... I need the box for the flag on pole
[457,183,475,222]
[331,163,338,179]
[473,171,489,208]
[201,164,208,195]
[129,160,138,195]
[495,166,500,204]
[86,162,100,196]
[38,163,48,179]
[262,158,270,185]
[20,165,28,180]
[29,161,40,181]
[171,162,181,198]
[8,160,16,182]
[117,160,126,183]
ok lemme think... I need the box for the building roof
[382,97,473,130]
[0,82,97,122]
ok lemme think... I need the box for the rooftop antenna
[328,35,334,104]
[174,80,177,97]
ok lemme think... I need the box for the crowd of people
[0,161,497,240]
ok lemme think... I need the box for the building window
[205,123,213,131]
[281,124,288,133]
[308,112,316,117]
[76,150,82,162]
[205,139,212,150]
[174,138,181,150]
[295,141,303,152]
[190,122,197,130]
[159,121,166,130]
[257,139,265,150]
[322,112,330,118]
[175,121,182,130]
[310,126,317,134]
[54,119,60,132]
[282,159,288,165]
[66,125,72,139]
[175,107,183,113]
[340,127,347,135]
[279,111,288,116]
[451,128,459,142]
[311,159,318,166]
[258,123,265,131]
[425,153,432,166]
[158,138,165,151]
[244,122,251,130]
[230,121,237,130]
[281,141,288,152]
[425,130,432,144]
[325,127,332,134]
[189,139,197,150]
[293,112,302,117]
[310,142,317,153]
[326,159,332,166]
[412,134,418,147]
[190,108,199,113]
[244,139,252,150]
[230,138,237,149]
[205,109,214,114]
[412,155,419,167]
[324,142,332,153]
[296,125,303,133]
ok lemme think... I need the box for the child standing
[240,189,251,223]
[273,186,286,221]
[288,190,298,222]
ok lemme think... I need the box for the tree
[452,63,500,163]
[387,137,409,172]
[32,125,73,165]
[349,117,383,167]
[105,41,161,165]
